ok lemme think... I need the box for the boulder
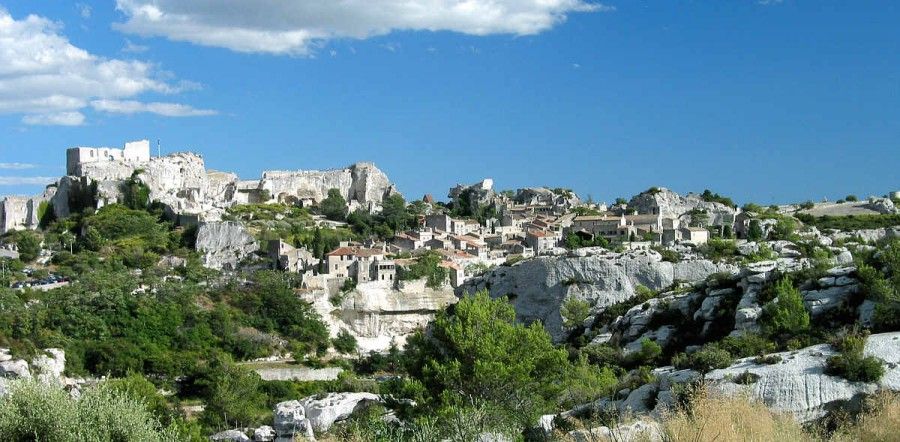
[0,359,31,379]
[209,430,250,442]
[569,420,662,442]
[31,349,65,383]
[252,426,275,442]
[802,284,859,317]
[300,392,382,432]
[620,383,657,414]
[273,400,314,440]
[627,188,736,227]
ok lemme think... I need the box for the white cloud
[113,0,609,56]
[123,39,149,53]
[0,7,212,125]
[22,112,86,126]
[0,176,57,186]
[76,3,92,19]
[91,99,217,117]
[0,163,37,170]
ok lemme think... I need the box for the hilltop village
[2,141,900,441]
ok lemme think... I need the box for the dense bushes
[397,251,448,288]
[0,379,181,441]
[320,188,349,221]
[825,331,884,383]
[797,213,900,231]
[762,277,810,337]
[403,291,616,430]
[672,344,733,373]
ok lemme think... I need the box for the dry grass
[660,390,812,442]
[831,392,900,442]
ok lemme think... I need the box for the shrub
[762,277,810,337]
[733,370,760,385]
[0,379,179,441]
[754,354,783,365]
[397,251,448,289]
[825,331,884,383]
[403,290,617,428]
[718,333,777,359]
[845,195,859,202]
[333,329,358,354]
[653,246,681,263]
[12,230,41,262]
[320,188,349,221]
[561,297,591,329]
[678,345,733,373]
[701,238,739,261]
[627,338,662,366]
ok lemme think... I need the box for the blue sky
[0,1,898,205]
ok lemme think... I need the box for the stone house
[325,246,395,283]
[526,229,560,255]
[268,240,316,273]
[680,227,710,245]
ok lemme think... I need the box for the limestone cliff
[460,248,735,342]
[195,221,260,270]
[302,279,457,354]
[627,187,737,226]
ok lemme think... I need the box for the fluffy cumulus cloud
[0,7,214,125]
[114,0,610,55]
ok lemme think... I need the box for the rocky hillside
[461,249,734,342]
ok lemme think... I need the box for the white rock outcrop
[195,221,260,270]
[705,331,900,422]
[627,188,736,227]
[273,400,315,440]
[209,430,251,442]
[302,279,458,353]
[462,250,733,342]
[300,392,382,433]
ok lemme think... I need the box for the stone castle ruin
[1,140,400,234]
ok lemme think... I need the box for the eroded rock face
[461,249,733,342]
[273,400,315,440]
[302,279,458,353]
[301,392,382,432]
[705,331,900,421]
[195,221,259,270]
[261,162,399,212]
[627,188,736,226]
[31,349,66,384]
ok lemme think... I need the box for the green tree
[333,329,358,354]
[764,277,810,336]
[405,291,616,427]
[13,231,41,262]
[380,193,411,233]
[845,195,859,202]
[747,219,764,241]
[199,358,267,431]
[320,188,348,221]
[121,174,151,210]
[561,297,590,329]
